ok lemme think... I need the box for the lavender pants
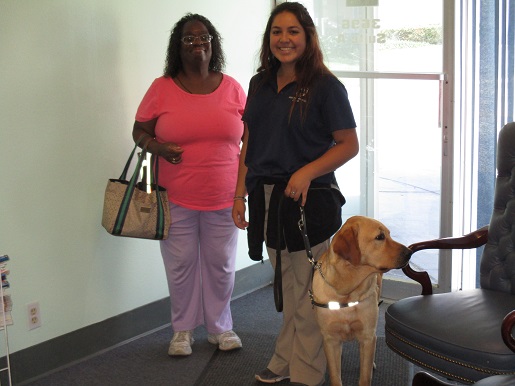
[160,203,238,334]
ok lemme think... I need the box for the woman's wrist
[144,137,161,156]
[233,196,247,202]
[137,133,154,152]
[143,137,154,150]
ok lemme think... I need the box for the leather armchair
[384,122,515,384]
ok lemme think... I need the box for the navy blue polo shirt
[242,71,356,193]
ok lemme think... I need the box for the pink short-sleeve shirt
[135,75,246,211]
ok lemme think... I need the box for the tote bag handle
[112,142,167,239]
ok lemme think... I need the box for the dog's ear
[332,226,361,265]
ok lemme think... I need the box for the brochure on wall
[0,255,12,328]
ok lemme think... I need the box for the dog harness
[308,290,359,309]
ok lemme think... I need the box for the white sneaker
[168,330,194,356]
[207,330,242,351]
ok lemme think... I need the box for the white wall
[0,0,270,353]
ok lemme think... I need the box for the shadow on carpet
[194,336,408,386]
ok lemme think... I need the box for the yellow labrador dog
[310,216,412,386]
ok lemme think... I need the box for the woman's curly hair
[164,13,225,78]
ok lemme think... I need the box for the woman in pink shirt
[132,13,246,357]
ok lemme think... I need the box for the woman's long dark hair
[256,2,333,121]
[258,2,333,92]
[164,13,225,78]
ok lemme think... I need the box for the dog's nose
[404,247,413,259]
[398,247,413,268]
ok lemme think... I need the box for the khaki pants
[264,185,328,386]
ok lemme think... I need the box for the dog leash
[273,195,284,312]
[298,206,325,279]
[299,206,364,310]
[274,202,318,312]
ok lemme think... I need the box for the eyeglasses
[180,34,213,45]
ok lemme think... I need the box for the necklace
[176,76,193,94]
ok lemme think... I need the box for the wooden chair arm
[502,310,515,353]
[402,226,489,295]
[402,264,433,295]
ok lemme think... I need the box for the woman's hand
[285,168,312,206]
[232,200,248,230]
[133,120,184,164]
[155,142,184,165]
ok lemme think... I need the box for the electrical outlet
[27,302,41,330]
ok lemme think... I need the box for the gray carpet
[25,286,411,386]
[194,336,408,386]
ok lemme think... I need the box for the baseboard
[233,260,274,299]
[13,262,274,385]
[381,276,423,301]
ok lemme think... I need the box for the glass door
[295,0,449,292]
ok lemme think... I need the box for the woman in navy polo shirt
[232,2,358,385]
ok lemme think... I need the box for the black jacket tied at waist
[247,179,346,261]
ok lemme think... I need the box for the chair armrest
[409,225,489,253]
[402,226,489,295]
[402,265,434,295]
[502,310,515,353]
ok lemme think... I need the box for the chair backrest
[480,122,515,293]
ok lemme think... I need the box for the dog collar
[308,289,359,310]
